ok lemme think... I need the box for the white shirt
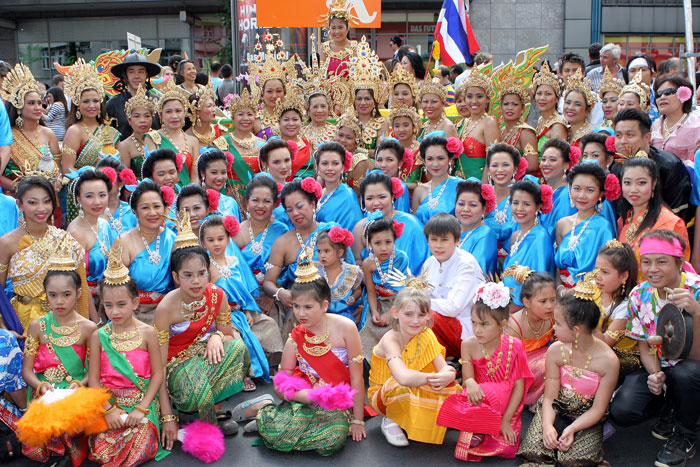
[454,68,472,92]
[424,248,485,339]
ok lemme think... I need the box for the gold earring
[574,332,579,349]
[16,116,24,128]
[76,110,82,120]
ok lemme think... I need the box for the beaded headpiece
[563,69,598,107]
[191,82,217,113]
[225,88,259,115]
[274,89,306,120]
[47,234,77,272]
[64,58,104,103]
[388,103,422,132]
[348,37,386,103]
[503,263,534,284]
[605,239,625,249]
[336,112,362,139]
[103,237,131,285]
[248,32,295,101]
[497,72,530,105]
[295,246,321,283]
[619,70,650,112]
[124,83,155,118]
[174,209,199,250]
[530,61,561,97]
[320,0,359,27]
[386,268,434,291]
[418,77,448,103]
[387,64,418,99]
[0,63,41,109]
[597,67,624,98]
[573,270,601,303]
[296,36,349,113]
[458,66,493,98]
[156,77,189,114]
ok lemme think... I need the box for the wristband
[161,414,179,423]
[273,288,283,301]
[349,419,365,426]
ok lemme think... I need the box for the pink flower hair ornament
[474,282,511,309]
[119,168,137,186]
[300,177,323,200]
[328,226,354,247]
[391,177,405,198]
[676,86,692,103]
[481,183,497,214]
[568,146,581,168]
[515,157,529,180]
[446,137,463,156]
[161,185,175,206]
[605,135,616,153]
[604,173,621,201]
[206,189,220,212]
[99,167,117,186]
[393,220,405,238]
[540,184,554,214]
[223,215,240,237]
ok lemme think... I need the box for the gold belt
[115,392,144,408]
[42,366,70,383]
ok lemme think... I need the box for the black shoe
[652,412,675,440]
[655,432,696,467]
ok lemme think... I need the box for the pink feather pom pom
[401,149,415,174]
[206,189,220,212]
[604,173,621,201]
[605,135,616,153]
[161,185,175,206]
[181,420,225,463]
[223,215,240,237]
[540,184,554,214]
[300,177,323,200]
[273,371,312,400]
[344,150,353,172]
[515,157,529,180]
[119,168,137,186]
[391,177,405,198]
[224,151,234,170]
[568,146,581,168]
[175,153,184,172]
[446,137,463,156]
[287,140,299,159]
[99,167,117,185]
[307,383,357,411]
[393,220,405,238]
[481,183,496,214]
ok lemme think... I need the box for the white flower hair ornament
[474,282,511,309]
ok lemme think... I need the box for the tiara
[388,103,422,132]
[386,268,434,291]
[336,112,362,139]
[564,69,598,107]
[103,237,131,285]
[12,160,62,183]
[497,72,530,105]
[418,77,448,103]
[274,89,306,120]
[191,82,217,113]
[605,239,625,249]
[320,0,359,26]
[597,67,624,99]
[387,65,418,100]
[530,61,561,97]
[348,37,386,103]
[458,66,493,98]
[64,58,104,103]
[503,263,534,284]
[573,270,601,303]
[619,70,650,112]
[156,77,189,114]
[296,36,349,111]
[0,63,41,110]
[248,32,295,101]
[225,87,259,115]
[174,209,199,250]
[295,246,321,283]
[48,234,77,272]
[124,83,155,118]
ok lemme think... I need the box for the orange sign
[256,0,381,28]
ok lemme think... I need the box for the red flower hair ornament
[300,177,323,200]
[446,137,463,156]
[206,189,220,212]
[393,220,404,238]
[223,215,240,237]
[540,184,554,214]
[161,185,175,206]
[515,157,529,180]
[99,167,117,186]
[568,146,581,168]
[481,183,496,214]
[175,153,184,172]
[391,177,405,198]
[604,174,621,201]
[328,226,354,247]
[119,168,137,186]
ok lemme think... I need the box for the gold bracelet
[349,419,365,426]
[350,354,364,364]
[161,414,179,423]
[104,405,120,414]
[72,380,83,387]
[134,404,150,415]
[0,263,8,273]
[37,381,52,394]
[458,358,471,365]
[211,330,225,342]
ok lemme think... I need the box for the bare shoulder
[78,317,98,334]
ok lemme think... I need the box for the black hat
[110,52,161,79]
[391,36,402,46]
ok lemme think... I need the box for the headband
[640,236,696,274]
[628,57,649,70]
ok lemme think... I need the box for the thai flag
[434,0,480,66]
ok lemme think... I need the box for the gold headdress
[124,83,155,118]
[497,72,530,105]
[227,88,260,115]
[347,36,386,104]
[573,270,601,303]
[295,246,321,283]
[386,268,434,291]
[248,32,295,102]
[0,63,41,109]
[530,61,562,97]
[103,237,131,285]
[296,35,349,113]
[457,66,493,99]
[503,264,534,284]
[605,239,625,249]
[191,82,217,112]
[388,103,422,133]
[336,112,362,140]
[564,69,598,107]
[274,89,306,120]
[387,64,418,100]
[174,209,199,250]
[156,77,189,114]
[64,58,104,103]
[597,67,624,98]
[418,77,448,103]
[619,70,650,112]
[47,234,77,272]
[320,0,358,27]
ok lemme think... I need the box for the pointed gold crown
[418,76,448,103]
[336,111,362,139]
[295,246,321,283]
[503,263,534,284]
[274,88,306,120]
[573,270,601,303]
[64,58,104,103]
[226,87,259,115]
[531,60,561,97]
[564,69,598,107]
[12,160,62,182]
[458,66,493,98]
[320,0,359,26]
[103,237,131,285]
[619,70,650,112]
[598,66,624,98]
[389,103,422,132]
[191,82,217,112]
[605,239,625,249]
[498,71,530,105]
[386,268,434,291]
[387,64,418,100]
[348,37,386,102]
[156,77,189,113]
[248,32,295,100]
[0,63,41,109]
[174,209,199,250]
[48,234,77,272]
[124,83,155,118]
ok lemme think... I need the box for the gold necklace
[481,340,503,376]
[303,319,332,356]
[51,321,78,336]
[461,114,486,139]
[403,332,422,365]
[536,113,563,136]
[562,339,595,383]
[231,133,257,150]
[524,308,545,338]
[624,207,648,245]
[568,122,591,143]
[193,124,216,146]
[20,126,41,146]
[130,134,144,155]
[109,325,143,353]
[500,124,519,144]
[162,128,190,154]
[81,123,98,137]
[424,116,445,136]
[48,321,81,347]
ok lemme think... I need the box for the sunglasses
[657,88,678,97]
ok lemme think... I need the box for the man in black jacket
[610,108,692,223]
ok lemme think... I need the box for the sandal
[243,420,258,433]
[231,394,274,422]
[217,416,239,436]
[242,377,257,392]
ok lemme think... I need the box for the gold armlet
[0,263,8,273]
[154,325,170,345]
[24,334,39,357]
[216,311,232,326]
[62,147,77,157]
[161,414,179,423]
[386,355,402,364]
[350,354,364,364]
[458,358,471,365]
[604,329,625,340]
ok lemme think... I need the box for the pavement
[8,380,668,467]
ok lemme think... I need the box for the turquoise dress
[484,195,516,245]
[360,211,429,275]
[316,184,363,232]
[225,239,261,297]
[540,186,618,241]
[320,263,362,321]
[503,224,555,307]
[394,179,410,213]
[554,214,614,286]
[129,227,176,295]
[359,248,410,329]
[109,200,137,235]
[240,221,290,284]
[218,193,242,222]
[415,176,462,225]
[0,191,18,237]
[215,257,270,382]
[459,224,498,276]
[86,218,119,286]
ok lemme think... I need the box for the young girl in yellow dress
[368,282,461,447]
